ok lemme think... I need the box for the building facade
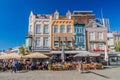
[74,24,86,50]
[113,32,120,45]
[52,11,74,50]
[26,11,52,52]
[72,11,95,25]
[107,33,114,52]
[86,20,108,52]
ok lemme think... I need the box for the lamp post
[61,41,65,62]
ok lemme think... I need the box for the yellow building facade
[52,11,74,50]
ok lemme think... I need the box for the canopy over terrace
[74,51,100,57]
[0,53,22,60]
[23,52,49,59]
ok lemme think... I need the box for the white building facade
[107,33,115,52]
[26,11,52,52]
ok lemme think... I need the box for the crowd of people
[0,59,103,73]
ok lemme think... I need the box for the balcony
[33,47,50,51]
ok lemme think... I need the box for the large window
[43,38,48,47]
[36,25,41,34]
[98,32,103,40]
[54,25,58,33]
[75,27,83,33]
[68,41,72,46]
[89,32,95,40]
[78,27,82,33]
[54,41,59,46]
[60,25,65,33]
[35,38,40,47]
[44,25,48,34]
[76,36,84,42]
[98,43,104,50]
[67,25,72,33]
[90,43,94,50]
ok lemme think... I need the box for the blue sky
[0,0,119,50]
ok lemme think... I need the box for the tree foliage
[19,46,25,55]
[115,42,120,52]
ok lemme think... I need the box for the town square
[0,0,120,80]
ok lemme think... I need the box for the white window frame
[54,25,58,33]
[60,25,65,33]
[43,38,48,47]
[35,38,40,47]
[67,25,72,33]
[44,25,48,34]
[36,25,41,34]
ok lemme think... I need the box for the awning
[60,37,66,41]
[74,51,100,57]
[54,37,59,41]
[67,37,73,41]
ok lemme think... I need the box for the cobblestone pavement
[0,67,120,80]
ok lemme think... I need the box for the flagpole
[104,44,109,66]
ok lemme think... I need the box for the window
[98,32,103,40]
[36,25,41,34]
[60,25,65,33]
[89,32,95,40]
[54,25,58,33]
[76,36,84,42]
[67,25,72,33]
[90,43,94,50]
[54,14,58,19]
[54,41,59,46]
[98,43,104,50]
[68,41,72,46]
[78,27,82,33]
[67,15,71,19]
[44,25,48,34]
[43,38,48,47]
[35,38,40,47]
[75,27,77,33]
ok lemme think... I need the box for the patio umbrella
[8,53,22,59]
[0,53,22,60]
[23,52,49,59]
[74,51,100,57]
[0,53,9,59]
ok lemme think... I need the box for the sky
[0,0,120,50]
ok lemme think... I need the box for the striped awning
[54,37,59,41]
[67,37,72,41]
[60,37,66,41]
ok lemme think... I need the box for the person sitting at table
[90,61,96,70]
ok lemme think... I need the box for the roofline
[73,10,93,13]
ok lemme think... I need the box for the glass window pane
[54,25,58,33]
[54,41,59,46]
[44,25,48,34]
[36,25,41,34]
[67,25,71,33]
[60,25,65,33]
[35,38,40,47]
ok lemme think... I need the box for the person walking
[11,59,17,73]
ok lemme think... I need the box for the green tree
[19,46,25,55]
[115,42,120,52]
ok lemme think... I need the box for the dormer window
[66,10,71,19]
[54,10,59,19]
[54,14,58,19]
